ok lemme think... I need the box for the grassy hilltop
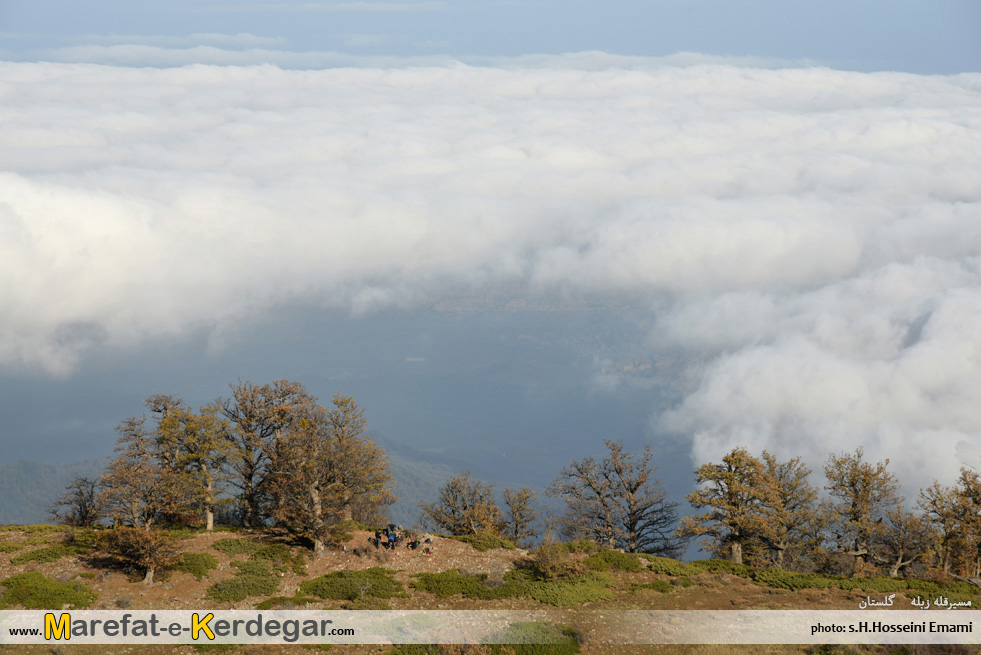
[2,524,980,655]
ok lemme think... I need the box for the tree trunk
[730,540,743,565]
[143,566,155,585]
[313,538,325,558]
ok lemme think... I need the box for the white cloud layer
[2,55,979,487]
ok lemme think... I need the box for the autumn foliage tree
[757,452,824,568]
[97,406,196,583]
[677,447,774,565]
[822,447,901,567]
[268,394,396,556]
[419,471,504,536]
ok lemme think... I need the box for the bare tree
[549,440,682,555]
[220,379,317,526]
[502,486,539,548]
[50,476,101,527]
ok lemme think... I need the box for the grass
[0,572,97,609]
[0,524,64,534]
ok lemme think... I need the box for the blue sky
[1,0,979,72]
[1,0,980,525]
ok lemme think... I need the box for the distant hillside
[0,459,105,525]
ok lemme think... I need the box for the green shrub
[10,543,83,565]
[78,572,97,579]
[833,576,906,593]
[0,572,96,609]
[343,597,393,610]
[205,575,279,603]
[411,570,496,598]
[0,542,23,553]
[525,572,616,606]
[301,568,404,601]
[23,536,56,546]
[686,559,753,578]
[192,645,238,653]
[754,569,834,591]
[450,531,516,552]
[561,540,600,555]
[173,553,219,580]
[232,560,273,577]
[488,622,582,655]
[252,544,304,574]
[637,555,690,576]
[212,538,260,556]
[808,646,861,655]
[631,580,673,593]
[583,550,642,573]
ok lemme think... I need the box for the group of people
[372,524,433,555]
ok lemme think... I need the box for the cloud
[2,55,979,492]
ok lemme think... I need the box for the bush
[212,537,260,556]
[301,568,404,601]
[0,572,96,609]
[0,542,24,553]
[172,553,219,580]
[531,541,568,581]
[450,531,516,552]
[205,575,280,603]
[637,555,689,576]
[583,550,642,573]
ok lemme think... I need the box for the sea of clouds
[2,53,979,487]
